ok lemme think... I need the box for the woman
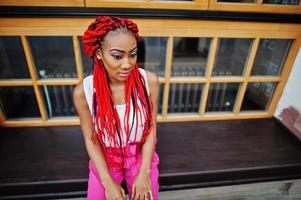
[73,16,160,200]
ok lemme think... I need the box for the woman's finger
[121,189,126,200]
[113,195,122,200]
[131,184,136,200]
[134,194,140,200]
[149,190,154,200]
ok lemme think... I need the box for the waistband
[104,143,141,170]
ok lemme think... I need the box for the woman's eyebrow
[109,47,137,53]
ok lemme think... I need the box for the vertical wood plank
[234,38,260,114]
[0,110,5,124]
[199,37,218,114]
[21,36,48,121]
[73,36,84,81]
[162,36,174,118]
[268,38,301,116]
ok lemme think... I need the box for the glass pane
[158,84,164,115]
[168,83,203,113]
[206,83,240,112]
[263,0,299,5]
[218,0,256,3]
[0,86,40,119]
[79,36,93,77]
[172,38,210,77]
[251,39,292,76]
[40,85,76,117]
[213,38,253,76]
[28,36,77,79]
[0,36,30,79]
[241,82,277,111]
[138,37,167,77]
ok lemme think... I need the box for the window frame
[0,18,300,126]
[0,0,84,7]
[208,0,301,14]
[85,0,208,10]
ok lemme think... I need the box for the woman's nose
[121,57,132,69]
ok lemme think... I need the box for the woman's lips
[119,71,131,78]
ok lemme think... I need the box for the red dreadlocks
[82,16,153,168]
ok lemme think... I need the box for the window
[28,36,78,79]
[0,18,300,126]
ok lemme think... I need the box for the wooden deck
[1,118,301,199]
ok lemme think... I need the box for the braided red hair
[82,16,153,168]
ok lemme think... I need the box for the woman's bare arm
[139,71,159,174]
[73,82,114,188]
[131,71,159,200]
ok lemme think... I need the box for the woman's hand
[131,170,153,200]
[104,179,126,200]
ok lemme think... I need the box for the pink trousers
[87,144,160,200]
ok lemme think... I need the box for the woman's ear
[95,48,102,60]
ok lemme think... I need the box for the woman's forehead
[102,30,137,51]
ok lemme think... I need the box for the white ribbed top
[83,68,150,147]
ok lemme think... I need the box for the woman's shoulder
[73,81,85,101]
[139,68,158,85]
[146,70,158,86]
[140,68,159,96]
[74,74,93,99]
[73,80,92,110]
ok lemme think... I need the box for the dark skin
[73,29,159,200]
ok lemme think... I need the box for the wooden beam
[73,36,84,81]
[0,80,33,86]
[0,0,84,7]
[234,38,260,114]
[199,37,218,115]
[162,36,174,118]
[268,38,301,116]
[21,36,48,121]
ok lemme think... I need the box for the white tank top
[83,68,150,147]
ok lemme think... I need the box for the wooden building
[0,0,301,199]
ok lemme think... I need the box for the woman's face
[96,29,137,84]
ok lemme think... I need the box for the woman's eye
[130,53,137,58]
[112,55,122,60]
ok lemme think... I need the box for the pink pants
[87,144,160,200]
